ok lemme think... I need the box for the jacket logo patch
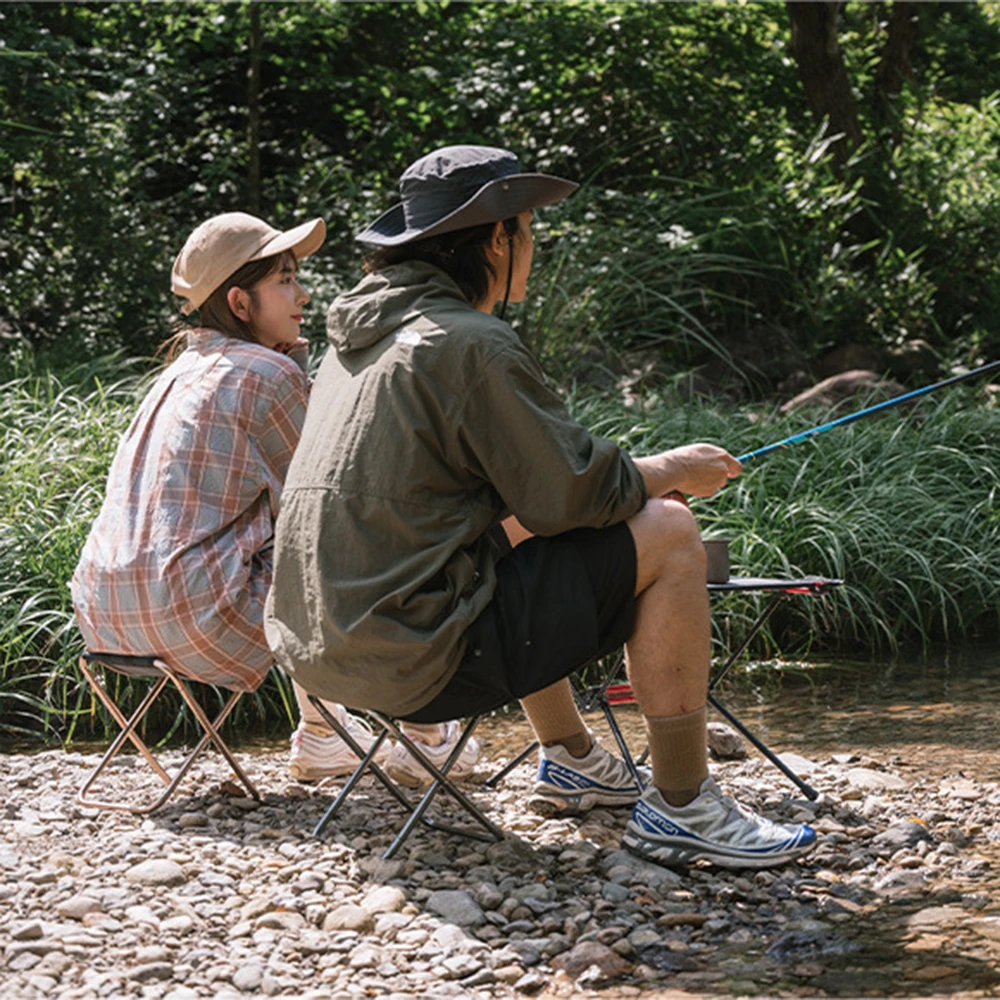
[395,328,421,346]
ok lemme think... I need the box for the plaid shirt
[71,329,308,691]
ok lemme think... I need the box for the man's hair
[364,217,520,307]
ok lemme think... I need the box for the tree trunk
[874,1,918,144]
[786,2,863,164]
[246,0,262,214]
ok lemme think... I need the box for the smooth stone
[255,910,306,931]
[845,768,909,791]
[872,821,932,853]
[128,961,174,982]
[969,917,1000,941]
[11,921,44,941]
[126,859,186,887]
[777,752,819,775]
[178,812,209,828]
[426,890,485,928]
[161,915,196,935]
[707,722,747,760]
[601,850,681,888]
[361,885,407,914]
[907,905,967,929]
[56,895,103,920]
[322,905,374,933]
[551,940,632,979]
[232,964,265,991]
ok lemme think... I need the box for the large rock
[426,890,485,927]
[780,370,906,414]
[361,885,407,914]
[871,820,931,854]
[707,722,747,760]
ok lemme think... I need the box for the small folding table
[487,574,842,800]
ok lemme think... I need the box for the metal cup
[703,539,730,584]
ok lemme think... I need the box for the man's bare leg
[625,497,712,807]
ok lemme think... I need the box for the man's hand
[635,444,742,499]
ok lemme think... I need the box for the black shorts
[401,521,637,724]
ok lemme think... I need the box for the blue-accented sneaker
[622,778,817,870]
[529,738,649,817]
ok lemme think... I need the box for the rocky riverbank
[2,726,1000,999]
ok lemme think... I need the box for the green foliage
[4,360,996,745]
[4,2,1000,375]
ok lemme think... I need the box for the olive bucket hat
[357,145,578,246]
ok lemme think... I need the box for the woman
[72,211,391,781]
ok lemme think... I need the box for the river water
[473,642,1000,784]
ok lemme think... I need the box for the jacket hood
[326,261,469,353]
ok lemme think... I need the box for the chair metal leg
[307,697,504,857]
[77,656,258,814]
[484,740,538,788]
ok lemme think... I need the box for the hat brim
[253,217,327,262]
[356,173,578,246]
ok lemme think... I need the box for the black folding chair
[77,651,260,814]
[307,695,505,859]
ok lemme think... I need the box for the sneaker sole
[384,762,478,789]
[529,787,641,818]
[622,830,816,870]
[288,763,359,783]
[289,751,391,783]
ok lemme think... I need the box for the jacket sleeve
[456,342,647,535]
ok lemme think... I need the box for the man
[266,145,816,869]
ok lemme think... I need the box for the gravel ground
[3,719,1000,1000]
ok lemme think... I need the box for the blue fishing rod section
[737,359,1000,465]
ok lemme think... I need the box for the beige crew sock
[399,722,447,747]
[293,681,339,736]
[644,706,710,807]
[521,680,592,758]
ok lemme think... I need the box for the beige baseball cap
[171,212,326,315]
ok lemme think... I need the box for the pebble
[2,735,999,998]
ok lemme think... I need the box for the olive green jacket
[264,261,646,716]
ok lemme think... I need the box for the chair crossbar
[308,695,504,859]
[77,653,260,814]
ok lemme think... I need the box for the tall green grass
[575,384,1000,657]
[0,358,296,745]
[1,360,997,744]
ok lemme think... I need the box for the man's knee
[628,497,705,594]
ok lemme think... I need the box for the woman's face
[231,254,310,349]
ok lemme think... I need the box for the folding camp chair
[76,651,260,813]
[487,575,842,801]
[307,695,505,859]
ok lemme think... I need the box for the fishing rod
[736,358,1000,464]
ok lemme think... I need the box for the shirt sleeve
[252,367,309,515]
[456,342,647,535]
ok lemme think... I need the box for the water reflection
[546,643,1000,782]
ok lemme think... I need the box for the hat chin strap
[498,236,514,321]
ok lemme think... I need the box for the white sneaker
[529,737,649,817]
[622,778,817,870]
[288,713,390,783]
[384,721,481,788]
